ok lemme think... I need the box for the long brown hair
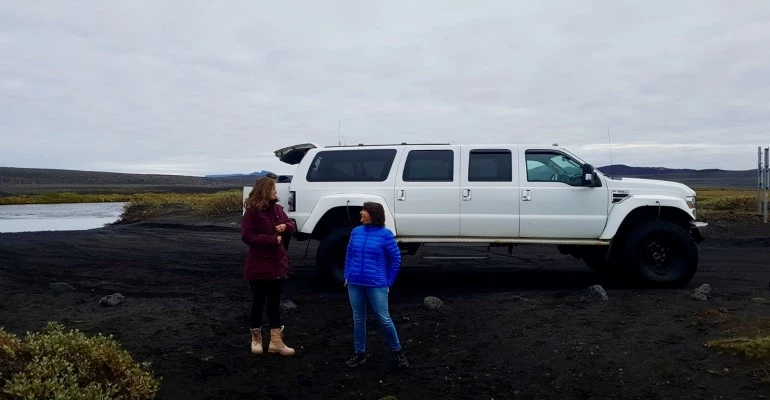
[244,177,277,210]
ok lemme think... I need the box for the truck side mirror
[581,164,595,186]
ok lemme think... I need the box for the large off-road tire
[622,221,698,287]
[316,227,353,286]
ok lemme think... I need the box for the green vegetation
[706,336,770,360]
[0,322,160,400]
[0,192,135,205]
[694,188,759,221]
[0,190,245,223]
[0,188,764,223]
[696,189,756,211]
[706,336,770,383]
[117,190,243,223]
[697,309,770,384]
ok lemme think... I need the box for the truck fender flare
[304,194,396,235]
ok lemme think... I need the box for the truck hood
[605,176,696,198]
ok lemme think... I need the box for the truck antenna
[607,126,614,178]
[338,120,342,146]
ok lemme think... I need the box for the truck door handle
[397,190,406,201]
[462,189,472,201]
[522,189,532,201]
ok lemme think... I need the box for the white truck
[246,142,708,287]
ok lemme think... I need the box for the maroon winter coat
[241,202,295,280]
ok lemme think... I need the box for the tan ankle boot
[268,326,295,356]
[250,328,263,354]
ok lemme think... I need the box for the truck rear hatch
[274,143,318,165]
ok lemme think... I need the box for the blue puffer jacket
[344,225,402,288]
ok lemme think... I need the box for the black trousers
[249,279,284,329]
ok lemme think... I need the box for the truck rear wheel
[622,221,698,287]
[316,227,352,286]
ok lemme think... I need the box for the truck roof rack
[324,142,451,148]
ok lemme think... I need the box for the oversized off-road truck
[245,142,708,287]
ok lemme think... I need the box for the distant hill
[0,164,758,197]
[597,165,757,189]
[204,170,272,179]
[0,167,257,196]
[597,165,696,176]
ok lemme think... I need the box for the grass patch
[706,337,770,359]
[696,189,757,211]
[0,192,135,205]
[118,190,243,223]
[2,188,763,222]
[699,309,770,384]
[0,322,160,399]
[0,190,244,223]
[694,188,761,221]
[706,336,770,383]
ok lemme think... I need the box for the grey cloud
[1,1,769,175]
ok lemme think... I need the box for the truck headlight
[686,196,697,218]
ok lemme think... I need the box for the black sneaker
[393,351,409,369]
[345,353,367,368]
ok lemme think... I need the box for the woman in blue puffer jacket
[343,201,409,369]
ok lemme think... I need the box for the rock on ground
[49,282,76,292]
[424,296,444,310]
[691,284,711,301]
[586,285,609,301]
[100,293,126,307]
[280,299,297,311]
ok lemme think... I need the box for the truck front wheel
[622,221,698,287]
[316,227,352,286]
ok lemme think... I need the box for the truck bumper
[690,221,709,243]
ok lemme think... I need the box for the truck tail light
[288,191,296,212]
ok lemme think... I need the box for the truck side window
[306,149,397,182]
[525,151,583,184]
[468,150,512,182]
[403,150,454,182]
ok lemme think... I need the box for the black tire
[316,227,353,286]
[622,221,698,287]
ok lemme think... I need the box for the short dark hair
[362,202,386,227]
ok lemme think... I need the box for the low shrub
[197,190,243,217]
[0,323,160,400]
[117,190,243,223]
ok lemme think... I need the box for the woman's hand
[276,236,282,245]
[275,223,287,233]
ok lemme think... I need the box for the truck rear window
[306,149,397,182]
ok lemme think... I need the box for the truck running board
[397,237,610,246]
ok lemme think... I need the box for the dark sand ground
[1,211,769,399]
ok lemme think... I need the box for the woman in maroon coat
[242,177,296,356]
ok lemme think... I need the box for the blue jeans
[347,284,402,353]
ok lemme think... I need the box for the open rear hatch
[274,143,318,165]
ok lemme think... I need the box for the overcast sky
[1,1,769,176]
